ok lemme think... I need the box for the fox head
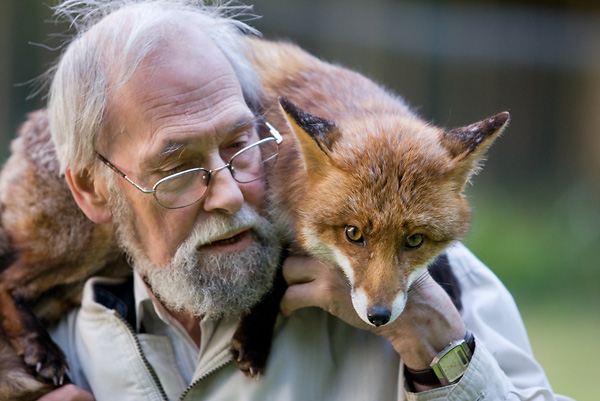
[277,97,509,327]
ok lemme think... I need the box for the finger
[280,280,322,317]
[282,256,330,285]
[37,384,95,401]
[280,264,353,317]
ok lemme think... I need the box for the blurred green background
[2,0,598,400]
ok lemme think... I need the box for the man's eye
[229,141,248,151]
[165,166,184,174]
[163,163,196,176]
[221,137,251,160]
[228,129,258,150]
[228,134,253,149]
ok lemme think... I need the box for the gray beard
[108,189,281,319]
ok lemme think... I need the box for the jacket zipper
[177,351,234,401]
[113,311,170,401]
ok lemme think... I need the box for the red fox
[247,37,508,327]
[0,37,507,399]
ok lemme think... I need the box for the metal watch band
[404,330,475,387]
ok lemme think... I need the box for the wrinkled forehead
[115,27,242,105]
[100,27,247,153]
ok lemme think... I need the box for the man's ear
[65,167,113,224]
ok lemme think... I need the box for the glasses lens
[231,138,279,183]
[154,169,209,209]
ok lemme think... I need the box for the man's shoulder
[48,275,134,355]
[444,242,518,312]
[445,242,495,280]
[47,275,135,391]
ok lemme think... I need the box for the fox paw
[230,336,267,378]
[20,332,68,387]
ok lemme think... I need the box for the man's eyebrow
[142,140,189,171]
[227,115,258,133]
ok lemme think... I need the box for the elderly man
[39,1,569,400]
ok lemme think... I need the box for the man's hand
[280,256,375,330]
[280,256,466,390]
[38,385,94,401]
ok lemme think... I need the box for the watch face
[438,346,470,383]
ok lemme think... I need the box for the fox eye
[404,234,425,250]
[345,225,364,245]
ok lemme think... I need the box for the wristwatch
[404,331,475,387]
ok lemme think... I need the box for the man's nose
[201,165,244,214]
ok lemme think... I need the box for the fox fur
[0,37,507,399]
[0,109,130,400]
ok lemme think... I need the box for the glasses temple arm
[263,121,283,144]
[95,152,154,194]
[96,152,126,178]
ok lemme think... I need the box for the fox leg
[0,281,27,355]
[0,337,53,401]
[231,264,287,377]
[0,281,68,387]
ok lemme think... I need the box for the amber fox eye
[345,225,364,245]
[404,234,425,250]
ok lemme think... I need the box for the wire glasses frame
[96,119,283,209]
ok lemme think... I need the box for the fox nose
[367,305,391,327]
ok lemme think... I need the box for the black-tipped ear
[279,97,337,153]
[278,97,338,177]
[443,112,509,160]
[443,112,509,188]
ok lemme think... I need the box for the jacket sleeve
[404,243,574,401]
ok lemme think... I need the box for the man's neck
[170,310,202,347]
[137,272,203,347]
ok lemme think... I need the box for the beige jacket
[50,243,572,401]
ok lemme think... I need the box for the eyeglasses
[96,119,282,209]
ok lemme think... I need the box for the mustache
[185,205,269,249]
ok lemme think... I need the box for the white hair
[47,0,263,175]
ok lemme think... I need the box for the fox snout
[366,305,393,327]
[351,287,409,328]
[348,262,429,327]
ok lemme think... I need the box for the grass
[520,303,597,401]
[462,182,599,401]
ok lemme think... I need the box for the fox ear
[442,111,509,187]
[279,97,338,175]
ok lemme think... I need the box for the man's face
[100,30,279,317]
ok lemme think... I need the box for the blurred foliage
[465,181,599,307]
